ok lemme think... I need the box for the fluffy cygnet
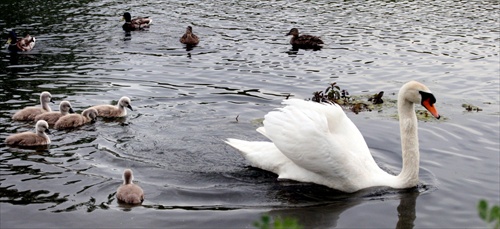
[90,96,133,118]
[34,100,75,125]
[5,120,51,146]
[116,169,144,204]
[12,91,54,121]
[54,108,98,129]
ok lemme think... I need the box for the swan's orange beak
[422,99,440,119]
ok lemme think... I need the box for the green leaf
[478,199,488,220]
[334,91,340,100]
[271,217,301,229]
[490,206,500,222]
[254,215,271,229]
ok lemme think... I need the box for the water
[1,0,499,228]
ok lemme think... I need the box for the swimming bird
[6,30,36,52]
[121,12,152,31]
[226,81,440,193]
[5,120,51,146]
[116,169,144,204]
[89,96,133,118]
[180,26,200,46]
[12,91,54,121]
[34,101,75,125]
[54,108,98,129]
[286,28,324,49]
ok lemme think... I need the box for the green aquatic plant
[312,82,351,104]
[415,109,435,121]
[462,103,482,112]
[311,82,387,114]
[254,214,302,229]
[310,82,444,121]
[368,91,384,104]
[478,199,500,229]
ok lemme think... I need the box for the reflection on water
[269,188,421,229]
[1,0,499,228]
[396,191,419,229]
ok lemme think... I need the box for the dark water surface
[1,0,499,228]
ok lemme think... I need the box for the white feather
[226,81,438,193]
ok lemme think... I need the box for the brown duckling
[122,12,152,31]
[12,91,54,121]
[116,169,144,204]
[54,108,98,130]
[89,96,133,118]
[180,26,200,46]
[286,28,324,49]
[34,101,75,125]
[6,30,36,52]
[5,120,51,146]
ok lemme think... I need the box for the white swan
[226,81,440,193]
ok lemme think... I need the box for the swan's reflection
[396,189,419,229]
[266,186,420,228]
[4,144,51,152]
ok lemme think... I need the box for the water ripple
[0,0,498,228]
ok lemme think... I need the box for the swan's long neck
[41,97,51,112]
[396,97,420,187]
[123,170,133,185]
[36,127,45,136]
[36,127,49,141]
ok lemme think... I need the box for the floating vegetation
[309,82,443,121]
[310,82,387,114]
[462,103,482,112]
[368,91,384,104]
[251,118,265,125]
[311,82,349,103]
[389,109,445,121]
[416,109,436,121]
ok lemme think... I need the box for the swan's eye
[419,91,436,105]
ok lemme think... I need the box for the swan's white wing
[256,127,270,139]
[263,99,379,186]
[225,138,329,183]
[225,139,291,174]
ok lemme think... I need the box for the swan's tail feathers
[225,138,289,174]
[225,138,271,160]
[256,127,270,139]
[124,193,143,205]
